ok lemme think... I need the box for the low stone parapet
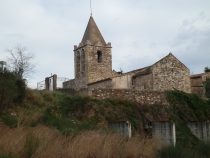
[89,89,169,105]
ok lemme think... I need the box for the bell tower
[74,16,112,85]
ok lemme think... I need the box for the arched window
[81,49,85,73]
[97,51,102,63]
[76,51,80,78]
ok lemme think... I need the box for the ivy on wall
[205,78,210,98]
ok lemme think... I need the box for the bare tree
[7,46,35,79]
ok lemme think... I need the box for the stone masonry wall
[190,72,210,97]
[63,78,87,90]
[190,76,204,97]
[204,72,210,81]
[152,54,191,93]
[88,79,112,89]
[89,89,169,105]
[86,43,113,83]
[191,77,203,87]
[112,74,132,89]
[63,79,76,89]
[133,74,153,91]
[74,46,87,83]
[74,42,112,88]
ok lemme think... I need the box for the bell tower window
[81,49,85,74]
[97,51,102,63]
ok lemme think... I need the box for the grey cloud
[0,0,210,88]
[171,13,210,73]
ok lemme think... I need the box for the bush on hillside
[1,114,18,128]
[166,90,210,147]
[15,79,26,103]
[0,69,26,111]
[193,141,210,158]
[166,90,210,121]
[40,94,141,135]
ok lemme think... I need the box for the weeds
[193,141,210,158]
[24,134,40,158]
[42,107,97,135]
[0,125,157,158]
[0,153,16,158]
[166,90,210,147]
[0,114,18,128]
[1,90,210,157]
[157,142,210,158]
[157,145,192,158]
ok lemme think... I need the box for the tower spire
[81,16,106,45]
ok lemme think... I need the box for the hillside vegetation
[0,89,210,158]
[1,90,142,134]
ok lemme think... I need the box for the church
[63,16,191,93]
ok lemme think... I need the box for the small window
[97,51,102,63]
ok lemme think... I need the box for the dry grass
[0,124,158,158]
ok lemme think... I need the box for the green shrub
[157,145,192,158]
[25,90,45,107]
[193,141,210,158]
[58,95,92,116]
[39,95,142,135]
[166,90,210,120]
[42,107,97,135]
[41,91,55,102]
[157,142,210,158]
[205,79,210,98]
[0,70,26,111]
[14,79,26,103]
[1,114,18,128]
[166,90,210,147]
[0,71,18,110]
[0,153,16,158]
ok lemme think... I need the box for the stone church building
[63,16,191,93]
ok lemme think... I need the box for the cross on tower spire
[90,0,93,16]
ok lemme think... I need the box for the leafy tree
[204,67,210,73]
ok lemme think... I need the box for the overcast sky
[1,0,210,88]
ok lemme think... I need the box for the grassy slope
[0,90,157,158]
[166,91,210,147]
[0,125,158,158]
[0,89,210,158]
[1,90,210,138]
[1,90,143,135]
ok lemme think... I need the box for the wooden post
[127,121,132,138]
[172,122,176,146]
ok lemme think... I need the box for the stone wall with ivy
[205,78,210,98]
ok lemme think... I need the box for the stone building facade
[190,72,210,97]
[63,16,191,93]
[87,53,191,93]
[64,16,113,90]
[151,54,191,92]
